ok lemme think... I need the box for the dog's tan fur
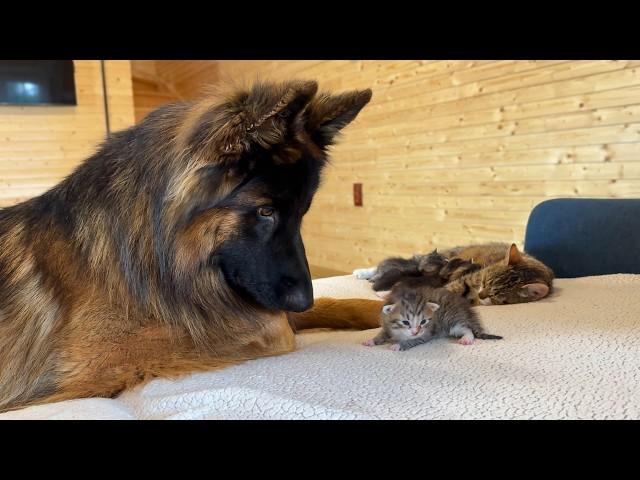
[0,80,378,412]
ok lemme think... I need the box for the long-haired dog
[0,80,384,412]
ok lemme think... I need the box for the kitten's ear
[305,89,373,148]
[506,243,523,265]
[382,304,395,315]
[426,302,440,313]
[520,283,549,300]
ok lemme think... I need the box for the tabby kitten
[362,282,502,351]
[443,243,554,306]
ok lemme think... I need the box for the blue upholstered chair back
[524,198,640,278]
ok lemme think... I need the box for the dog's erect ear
[305,89,372,148]
[186,80,319,160]
[241,80,318,150]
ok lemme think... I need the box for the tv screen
[0,60,77,106]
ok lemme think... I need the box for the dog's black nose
[280,277,313,312]
[283,289,314,312]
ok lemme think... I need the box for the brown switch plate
[353,183,363,206]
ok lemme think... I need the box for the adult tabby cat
[442,243,554,306]
[355,243,554,306]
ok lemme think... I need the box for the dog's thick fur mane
[0,80,374,411]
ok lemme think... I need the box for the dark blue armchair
[524,198,640,278]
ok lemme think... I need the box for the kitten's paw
[374,290,391,299]
[353,267,377,280]
[457,336,475,345]
[390,344,402,351]
[362,339,376,347]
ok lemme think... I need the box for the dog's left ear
[242,80,319,150]
[305,89,372,148]
[185,80,319,161]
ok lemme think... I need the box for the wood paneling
[6,60,635,273]
[130,60,181,122]
[130,61,220,123]
[154,61,219,96]
[141,60,640,272]
[194,60,640,272]
[0,60,135,206]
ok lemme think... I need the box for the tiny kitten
[362,282,503,351]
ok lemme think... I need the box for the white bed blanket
[2,274,639,420]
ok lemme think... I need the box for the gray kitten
[362,282,503,351]
[358,249,445,291]
[355,249,481,292]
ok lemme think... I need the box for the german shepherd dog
[0,80,385,413]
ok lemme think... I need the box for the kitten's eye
[402,320,410,326]
[258,206,274,217]
[420,319,427,325]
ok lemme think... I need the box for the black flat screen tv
[0,60,77,106]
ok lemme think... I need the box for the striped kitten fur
[355,243,553,306]
[362,281,502,351]
[443,243,554,306]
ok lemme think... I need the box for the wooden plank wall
[8,60,637,275]
[186,60,640,273]
[130,61,219,123]
[0,60,135,207]
[154,61,219,96]
[130,61,183,123]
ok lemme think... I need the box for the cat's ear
[305,89,372,148]
[506,243,523,265]
[520,283,549,300]
[382,304,395,315]
[426,302,440,313]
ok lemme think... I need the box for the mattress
[2,273,639,420]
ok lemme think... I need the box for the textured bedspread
[2,274,639,420]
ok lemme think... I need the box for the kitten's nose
[410,327,420,335]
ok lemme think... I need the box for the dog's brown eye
[258,206,274,217]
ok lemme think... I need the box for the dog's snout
[280,276,313,312]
